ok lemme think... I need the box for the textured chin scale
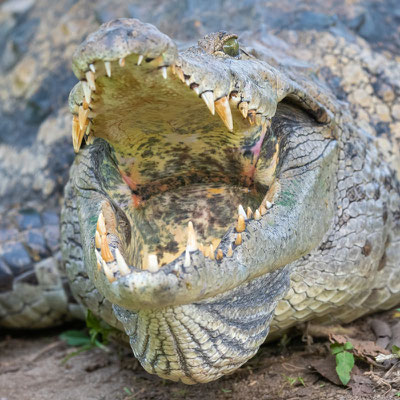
[113,266,290,384]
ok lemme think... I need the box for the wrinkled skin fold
[60,19,400,383]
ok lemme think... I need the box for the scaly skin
[0,4,399,385]
[59,19,400,383]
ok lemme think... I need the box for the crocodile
[1,4,400,386]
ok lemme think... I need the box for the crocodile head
[64,18,339,383]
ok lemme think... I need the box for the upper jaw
[69,18,339,311]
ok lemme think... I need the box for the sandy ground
[1,310,399,400]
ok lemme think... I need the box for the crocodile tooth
[236,215,246,233]
[227,244,233,257]
[176,67,185,83]
[147,254,159,272]
[246,207,253,219]
[82,81,91,104]
[254,209,261,220]
[89,63,96,73]
[78,105,89,130]
[101,235,114,262]
[104,61,111,77]
[265,200,272,209]
[209,244,215,260]
[201,91,215,115]
[161,66,168,79]
[170,63,176,74]
[238,101,248,118]
[193,86,200,95]
[184,249,191,267]
[115,248,130,276]
[215,96,233,131]
[85,71,96,91]
[137,55,143,65]
[248,110,256,125]
[199,243,204,254]
[259,204,267,215]
[216,249,223,260]
[72,115,84,153]
[235,233,242,246]
[97,211,107,236]
[95,230,101,249]
[102,260,116,283]
[238,204,247,219]
[119,58,125,67]
[187,221,198,251]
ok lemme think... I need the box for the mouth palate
[72,53,281,278]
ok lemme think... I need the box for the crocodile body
[0,0,399,385]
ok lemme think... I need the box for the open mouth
[68,18,337,310]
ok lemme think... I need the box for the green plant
[59,310,113,363]
[284,375,305,387]
[330,341,355,385]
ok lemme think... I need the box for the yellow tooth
[187,221,198,251]
[184,249,191,267]
[102,260,116,283]
[78,105,89,130]
[115,248,130,276]
[101,235,114,262]
[119,58,125,67]
[95,230,101,249]
[89,63,96,73]
[170,63,176,74]
[209,244,215,260]
[147,254,159,272]
[199,243,204,254]
[246,207,253,219]
[72,115,84,153]
[161,66,167,79]
[104,61,111,77]
[236,215,246,233]
[238,204,247,219]
[235,233,242,246]
[201,91,215,115]
[82,81,91,104]
[260,204,267,215]
[238,101,248,118]
[227,245,233,257]
[215,96,233,131]
[216,249,223,260]
[248,110,256,125]
[176,67,185,83]
[85,71,96,91]
[97,211,107,236]
[254,209,261,220]
[137,55,144,65]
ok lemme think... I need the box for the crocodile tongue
[83,55,274,267]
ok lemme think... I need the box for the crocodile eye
[222,37,239,57]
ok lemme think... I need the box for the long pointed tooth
[147,254,159,272]
[215,96,233,131]
[82,81,91,104]
[265,201,272,209]
[227,244,233,257]
[137,55,144,65]
[199,243,204,254]
[89,63,96,73]
[176,67,185,82]
[187,221,198,251]
[201,91,215,115]
[119,58,125,67]
[95,230,101,249]
[246,207,253,219]
[236,215,246,233]
[101,235,114,262]
[102,260,116,283]
[238,204,247,219]
[97,212,107,236]
[209,244,215,260]
[193,86,200,95]
[78,105,89,130]
[260,204,267,215]
[72,115,84,153]
[104,61,111,77]
[235,233,242,246]
[184,249,191,267]
[115,248,130,276]
[161,66,167,79]
[238,102,248,118]
[85,71,96,91]
[254,209,261,220]
[216,249,223,260]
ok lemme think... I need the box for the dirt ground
[1,310,399,400]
